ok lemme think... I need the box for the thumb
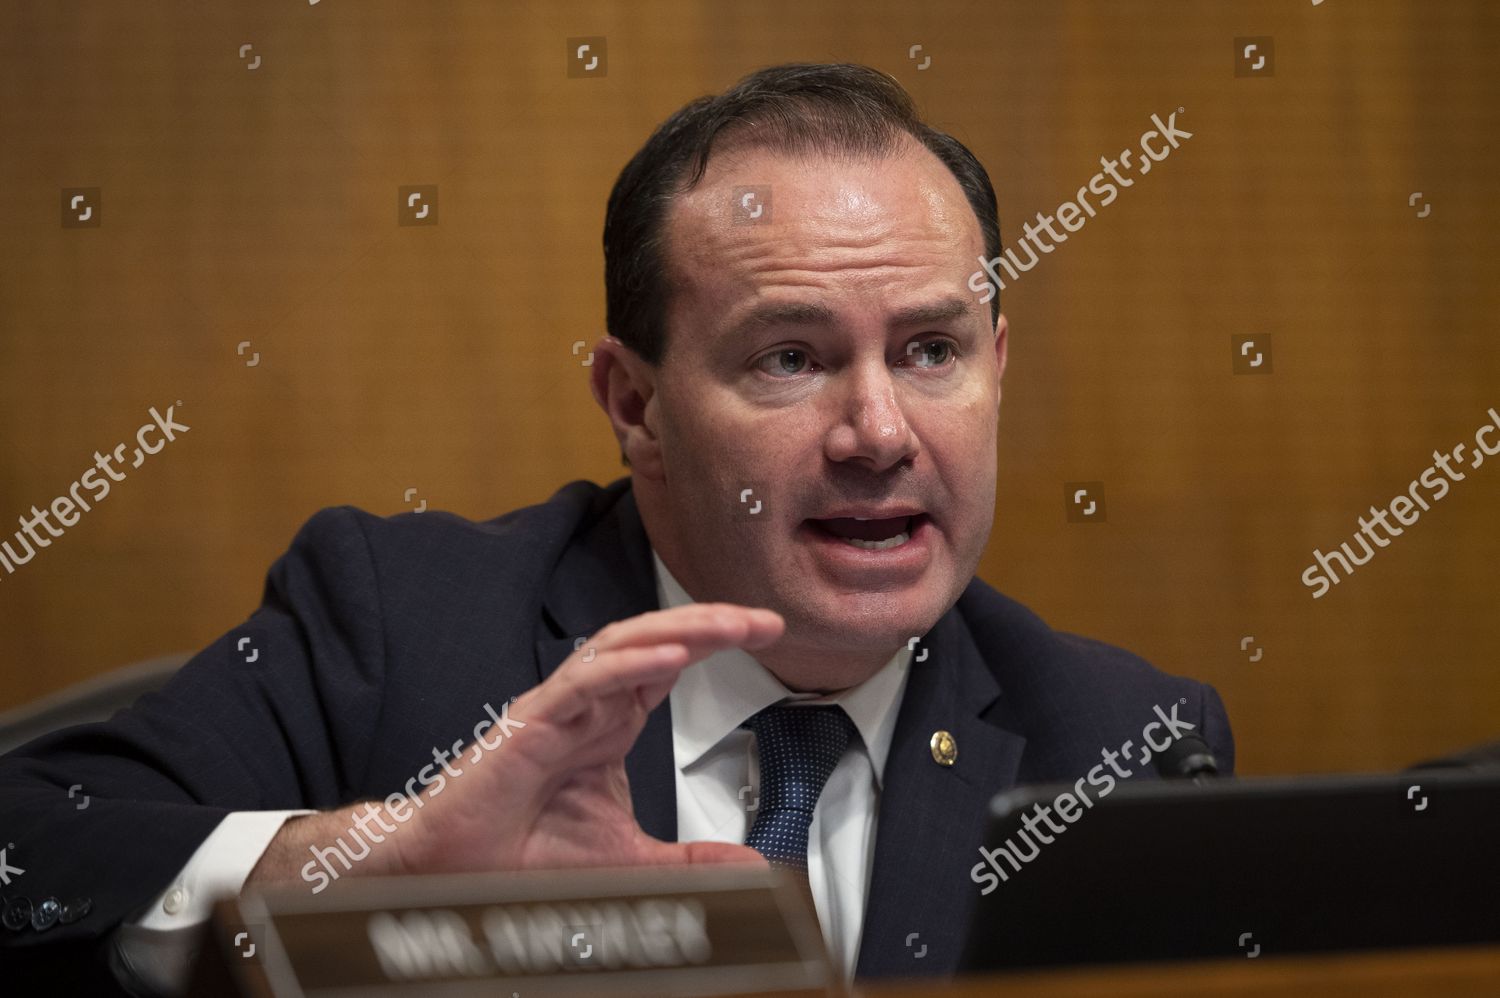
[641,838,771,868]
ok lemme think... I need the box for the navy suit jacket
[0,476,1233,983]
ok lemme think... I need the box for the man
[0,63,1233,993]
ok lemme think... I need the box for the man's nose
[823,361,919,471]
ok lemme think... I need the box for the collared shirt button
[162,887,188,915]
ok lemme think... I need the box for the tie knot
[741,705,857,870]
[744,703,857,757]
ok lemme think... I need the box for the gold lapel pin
[930,730,957,766]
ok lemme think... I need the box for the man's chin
[778,597,944,658]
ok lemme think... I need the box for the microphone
[1154,733,1219,784]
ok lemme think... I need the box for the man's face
[598,137,1008,690]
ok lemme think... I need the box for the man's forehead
[721,295,977,344]
[663,141,983,298]
[671,140,969,234]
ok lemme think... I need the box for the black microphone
[1154,733,1219,784]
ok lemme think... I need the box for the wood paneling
[2,1,1496,775]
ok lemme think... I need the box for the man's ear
[993,311,1009,402]
[589,335,663,477]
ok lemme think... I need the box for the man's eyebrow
[888,297,974,328]
[724,301,838,341]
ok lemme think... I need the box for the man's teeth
[838,530,912,550]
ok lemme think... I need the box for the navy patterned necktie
[742,704,858,871]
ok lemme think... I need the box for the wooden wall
[2,0,1496,776]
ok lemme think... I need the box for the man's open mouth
[805,514,926,551]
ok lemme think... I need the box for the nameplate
[198,865,836,997]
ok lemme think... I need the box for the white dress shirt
[656,550,912,981]
[110,546,912,992]
[111,808,312,994]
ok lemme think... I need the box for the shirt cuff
[110,809,314,996]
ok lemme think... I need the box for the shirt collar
[654,549,911,787]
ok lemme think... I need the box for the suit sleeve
[0,505,389,958]
[1197,681,1236,776]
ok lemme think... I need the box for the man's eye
[754,341,954,377]
[907,340,955,368]
[756,349,812,377]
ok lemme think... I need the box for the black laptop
[959,770,1500,970]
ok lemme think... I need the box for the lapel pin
[930,730,957,766]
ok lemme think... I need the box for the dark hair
[602,63,1002,467]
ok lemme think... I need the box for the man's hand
[249,602,783,887]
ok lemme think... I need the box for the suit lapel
[854,605,1027,978]
[532,484,678,842]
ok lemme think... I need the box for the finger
[530,642,690,724]
[639,838,771,868]
[591,603,784,658]
[681,841,770,867]
[633,671,679,715]
[543,606,783,719]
